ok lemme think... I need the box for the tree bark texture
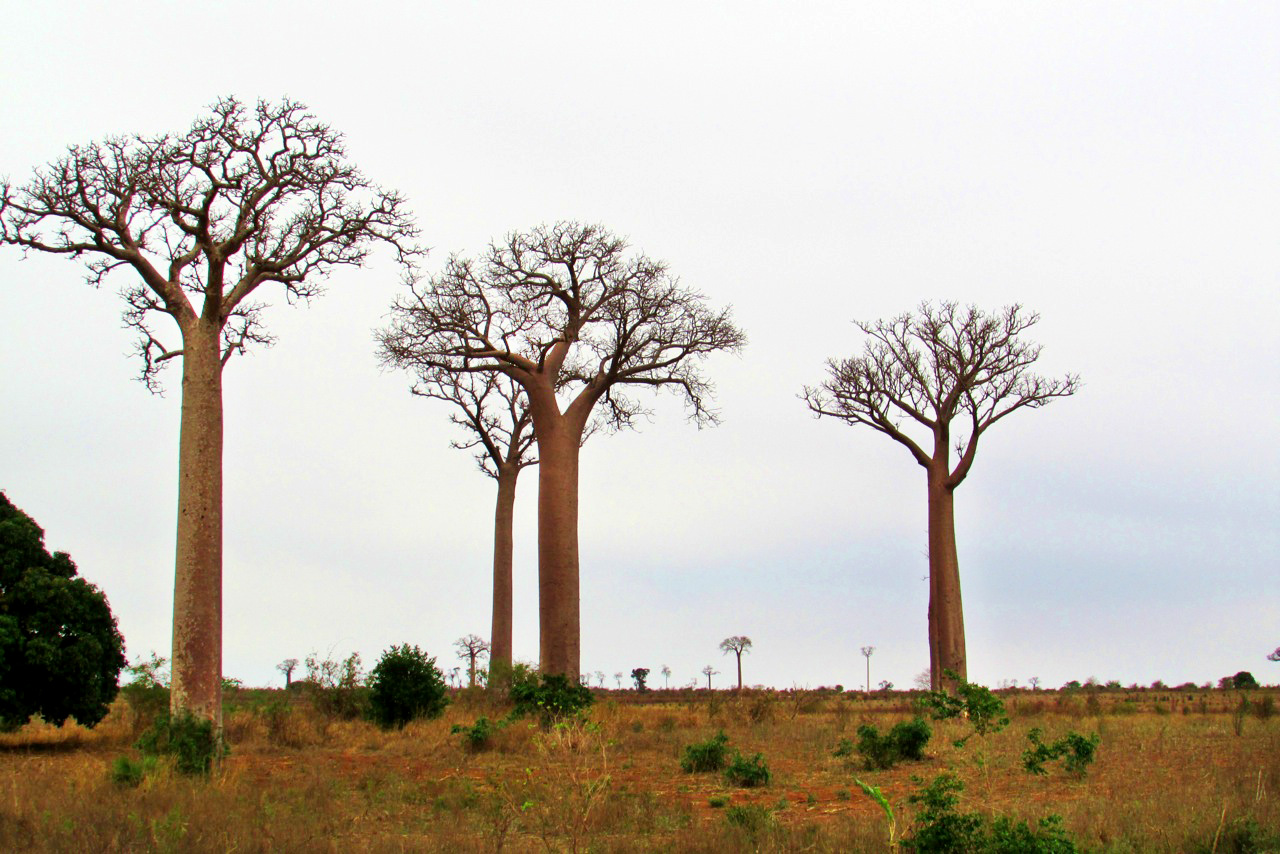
[735,655,743,690]
[169,321,224,728]
[489,468,518,672]
[926,473,967,688]
[533,422,582,679]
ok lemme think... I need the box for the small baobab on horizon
[701,665,719,690]
[719,636,752,690]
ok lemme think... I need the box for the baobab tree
[0,98,419,728]
[276,658,299,688]
[719,636,752,690]
[701,665,719,690]
[661,665,672,689]
[1268,647,1280,663]
[860,646,875,695]
[804,302,1077,690]
[378,222,745,679]
[393,370,538,676]
[454,634,490,688]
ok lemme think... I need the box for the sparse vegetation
[0,687,1276,851]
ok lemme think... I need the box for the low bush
[724,751,771,787]
[510,671,593,723]
[367,644,449,730]
[451,716,503,752]
[1022,728,1100,777]
[854,717,932,769]
[899,773,1076,853]
[680,731,730,772]
[135,711,227,775]
[109,755,158,787]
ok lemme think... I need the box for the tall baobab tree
[393,370,538,675]
[0,98,419,728]
[454,634,490,688]
[719,635,753,690]
[804,302,1077,690]
[661,665,672,689]
[860,646,875,695]
[701,665,719,690]
[378,222,745,679]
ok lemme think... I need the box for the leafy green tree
[367,644,449,729]
[0,492,126,729]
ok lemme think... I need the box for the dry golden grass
[0,687,1275,852]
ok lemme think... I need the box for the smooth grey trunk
[489,468,519,673]
[169,321,224,729]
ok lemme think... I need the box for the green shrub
[367,644,449,730]
[724,751,771,787]
[451,716,503,752]
[680,731,730,772]
[136,711,227,775]
[899,773,1077,853]
[917,673,1008,747]
[708,795,729,808]
[109,755,157,787]
[509,671,593,723]
[118,653,171,733]
[832,737,854,757]
[854,717,932,769]
[1022,729,1100,777]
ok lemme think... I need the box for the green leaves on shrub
[136,711,227,775]
[1022,728,1100,777]
[900,773,1077,853]
[367,644,449,730]
[917,672,1009,747]
[109,755,158,787]
[854,716,932,769]
[681,731,730,772]
[510,671,593,723]
[724,751,771,787]
[451,715,505,752]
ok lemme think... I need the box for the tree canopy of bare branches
[1,98,420,727]
[804,302,1078,690]
[454,634,491,688]
[401,370,538,674]
[378,222,745,679]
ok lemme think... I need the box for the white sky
[1,2,1276,692]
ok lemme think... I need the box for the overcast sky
[1,2,1276,692]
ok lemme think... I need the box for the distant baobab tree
[454,635,490,688]
[377,222,745,680]
[1268,647,1280,662]
[613,671,624,689]
[0,98,420,729]
[719,636,752,690]
[701,665,719,689]
[594,670,606,688]
[276,658,299,688]
[661,665,672,688]
[804,302,1078,690]
[376,366,538,677]
[860,646,875,695]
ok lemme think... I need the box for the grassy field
[0,686,1276,852]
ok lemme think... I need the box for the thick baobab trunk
[926,473,967,689]
[170,322,224,729]
[489,468,518,675]
[534,423,582,679]
[735,655,743,691]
